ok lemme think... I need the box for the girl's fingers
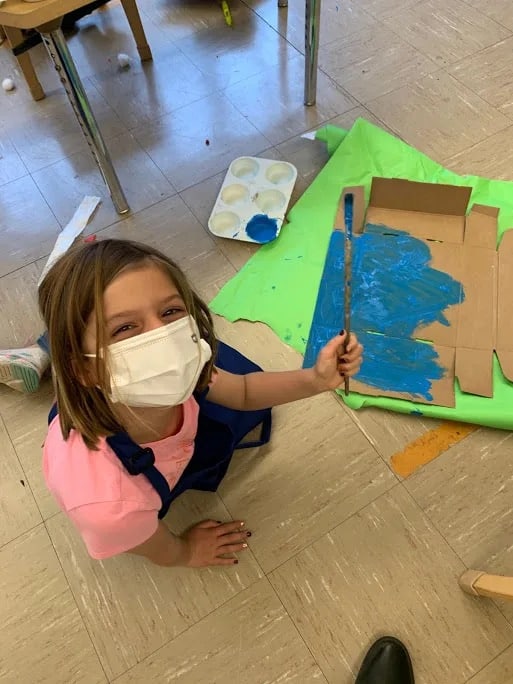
[218,531,250,544]
[213,557,239,566]
[219,542,249,554]
[324,334,346,359]
[338,359,362,377]
[339,354,363,368]
[342,345,363,362]
[215,520,245,537]
[346,336,362,353]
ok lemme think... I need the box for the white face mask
[90,315,212,407]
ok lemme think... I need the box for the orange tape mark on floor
[390,421,478,478]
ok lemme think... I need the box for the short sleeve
[68,500,159,560]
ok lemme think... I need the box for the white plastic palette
[208,157,298,244]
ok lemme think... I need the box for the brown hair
[38,238,217,449]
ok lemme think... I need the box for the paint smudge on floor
[304,226,463,400]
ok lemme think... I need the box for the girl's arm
[128,519,250,567]
[128,522,187,566]
[207,332,363,411]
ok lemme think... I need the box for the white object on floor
[2,78,15,92]
[208,157,297,245]
[117,53,131,68]
[38,196,101,286]
[301,130,317,140]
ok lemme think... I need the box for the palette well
[208,157,297,244]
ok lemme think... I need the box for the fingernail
[240,522,245,527]
[242,543,248,548]
[246,531,252,537]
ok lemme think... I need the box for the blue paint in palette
[246,214,278,243]
[303,225,463,400]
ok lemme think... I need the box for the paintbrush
[342,192,354,396]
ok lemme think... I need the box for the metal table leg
[304,0,321,106]
[39,22,129,215]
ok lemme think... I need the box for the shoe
[355,636,414,684]
[0,345,50,393]
[61,0,110,32]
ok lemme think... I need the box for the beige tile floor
[1,0,513,681]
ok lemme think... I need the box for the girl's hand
[182,520,251,567]
[313,331,363,391]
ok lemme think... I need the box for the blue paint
[410,409,423,416]
[356,332,443,401]
[246,214,278,243]
[303,226,464,400]
[352,224,463,336]
[344,193,354,239]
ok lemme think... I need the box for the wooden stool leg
[460,569,513,601]
[4,26,45,101]
[120,0,152,62]
[0,26,6,43]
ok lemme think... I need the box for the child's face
[83,263,187,354]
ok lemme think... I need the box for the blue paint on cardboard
[355,332,443,400]
[344,193,354,239]
[303,226,463,400]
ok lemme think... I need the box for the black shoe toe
[355,636,414,684]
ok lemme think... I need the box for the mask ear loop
[186,316,208,397]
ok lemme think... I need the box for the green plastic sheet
[210,119,513,429]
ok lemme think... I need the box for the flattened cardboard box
[336,178,513,408]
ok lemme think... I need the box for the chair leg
[3,26,46,101]
[119,0,152,62]
[0,26,6,43]
[460,569,513,601]
[304,0,321,105]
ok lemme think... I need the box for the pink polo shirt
[43,396,199,560]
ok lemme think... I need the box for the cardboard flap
[367,178,471,244]
[455,348,494,397]
[465,205,499,249]
[497,229,513,357]
[496,351,513,383]
[456,246,497,351]
[366,208,465,243]
[369,178,472,215]
[335,186,365,234]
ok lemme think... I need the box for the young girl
[39,238,363,569]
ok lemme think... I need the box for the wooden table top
[0,0,92,29]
